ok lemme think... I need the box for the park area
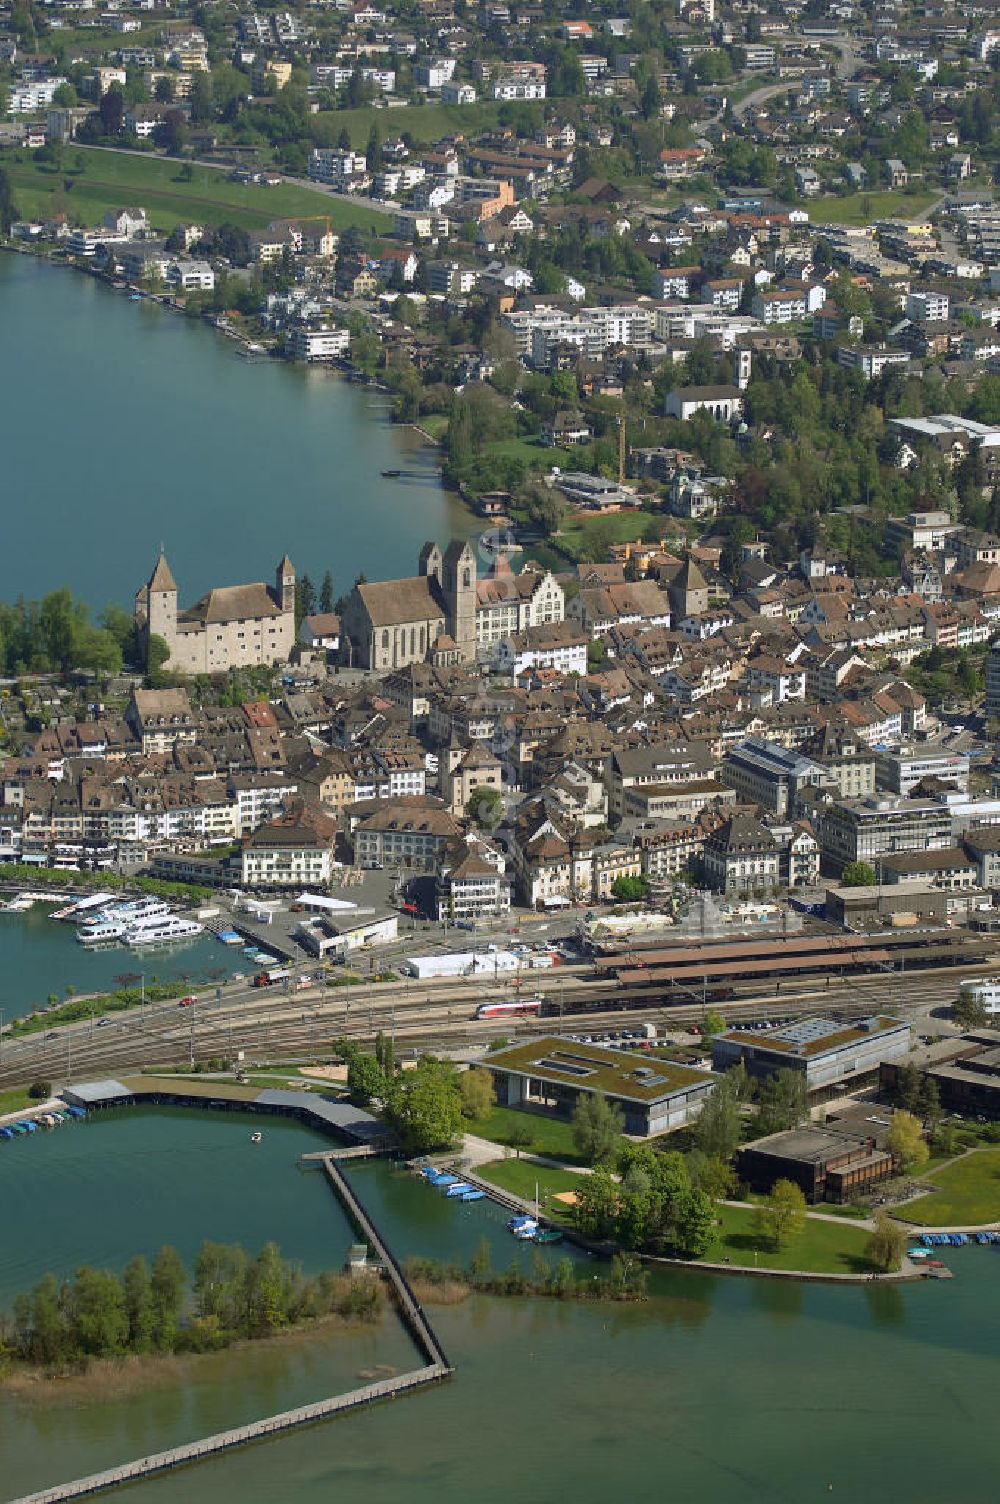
[471,1105,591,1165]
[2,147,390,233]
[895,1150,1000,1227]
[703,1204,876,1275]
[475,1157,585,1221]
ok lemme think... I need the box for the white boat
[78,919,128,945]
[82,898,169,927]
[251,1131,262,1144]
[123,915,205,946]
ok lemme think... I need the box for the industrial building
[484,1035,719,1137]
[712,1015,911,1092]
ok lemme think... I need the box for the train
[474,997,544,1020]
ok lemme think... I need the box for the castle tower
[418,540,443,586]
[442,539,477,661]
[276,554,296,615]
[733,346,752,391]
[144,552,177,644]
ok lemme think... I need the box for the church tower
[276,554,296,616]
[442,539,477,661]
[419,541,443,587]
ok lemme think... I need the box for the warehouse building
[484,1035,719,1137]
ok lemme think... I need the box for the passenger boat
[124,915,205,946]
[78,919,128,945]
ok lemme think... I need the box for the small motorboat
[250,1131,263,1144]
[381,468,402,478]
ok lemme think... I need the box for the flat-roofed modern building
[722,737,837,816]
[484,1035,719,1136]
[818,796,953,870]
[880,1029,1000,1119]
[873,742,970,796]
[736,1125,897,1204]
[712,1015,910,1092]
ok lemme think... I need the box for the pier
[8,1364,449,1504]
[5,1088,451,1497]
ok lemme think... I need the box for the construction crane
[288,215,335,256]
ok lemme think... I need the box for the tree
[610,875,648,903]
[954,985,988,1029]
[571,1093,624,1167]
[466,784,503,831]
[27,1080,51,1100]
[374,1030,395,1081]
[122,1255,154,1351]
[894,1061,922,1112]
[887,1109,929,1173]
[244,1241,290,1332]
[841,861,877,887]
[347,1051,385,1106]
[0,167,18,235]
[754,1069,807,1136]
[98,89,125,137]
[154,74,175,103]
[702,1009,727,1037]
[754,1179,807,1250]
[866,1210,907,1273]
[573,1165,619,1239]
[387,1056,463,1152]
[694,1073,742,1162]
[149,1245,185,1349]
[458,1066,495,1121]
[366,121,381,171]
[673,1188,716,1258]
[319,570,334,615]
[146,632,172,682]
[66,1267,129,1356]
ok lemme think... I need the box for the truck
[254,967,292,987]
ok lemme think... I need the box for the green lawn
[313,101,502,150]
[0,1087,35,1116]
[476,1156,585,1219]
[557,510,670,560]
[812,190,937,226]
[705,1204,876,1275]
[471,1105,588,1165]
[485,436,564,469]
[2,147,391,234]
[895,1150,1000,1227]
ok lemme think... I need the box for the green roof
[484,1036,718,1104]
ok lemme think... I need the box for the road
[729,28,864,119]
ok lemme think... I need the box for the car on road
[177,995,197,1008]
[97,1018,110,1028]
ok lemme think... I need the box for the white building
[288,326,350,362]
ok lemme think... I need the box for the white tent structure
[296,893,358,912]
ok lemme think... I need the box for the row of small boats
[916,1231,999,1247]
[1,1105,86,1140]
[418,1166,487,1202]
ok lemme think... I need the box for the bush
[27,1081,51,1100]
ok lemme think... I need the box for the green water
[0,907,246,1021]
[0,254,470,607]
[1,1111,999,1503]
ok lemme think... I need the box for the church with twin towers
[340,539,479,671]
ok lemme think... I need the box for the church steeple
[276,554,296,615]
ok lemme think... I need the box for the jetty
[5,1085,450,1503]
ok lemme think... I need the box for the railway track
[0,956,989,1088]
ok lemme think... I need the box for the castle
[134,552,297,675]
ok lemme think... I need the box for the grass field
[314,101,502,149]
[471,1105,589,1165]
[476,1156,585,1218]
[485,435,564,469]
[895,1150,1000,1227]
[811,190,938,226]
[556,509,668,560]
[705,1204,876,1275]
[2,147,391,234]
[0,1087,34,1116]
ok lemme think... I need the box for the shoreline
[2,239,463,493]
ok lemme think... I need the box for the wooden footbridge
[9,1152,452,1504]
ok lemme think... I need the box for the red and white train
[474,997,544,1020]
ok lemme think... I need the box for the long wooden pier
[8,1153,452,1504]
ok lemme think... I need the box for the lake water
[1,1108,999,1504]
[0,254,471,609]
[0,906,247,1021]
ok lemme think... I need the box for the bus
[474,997,543,1020]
